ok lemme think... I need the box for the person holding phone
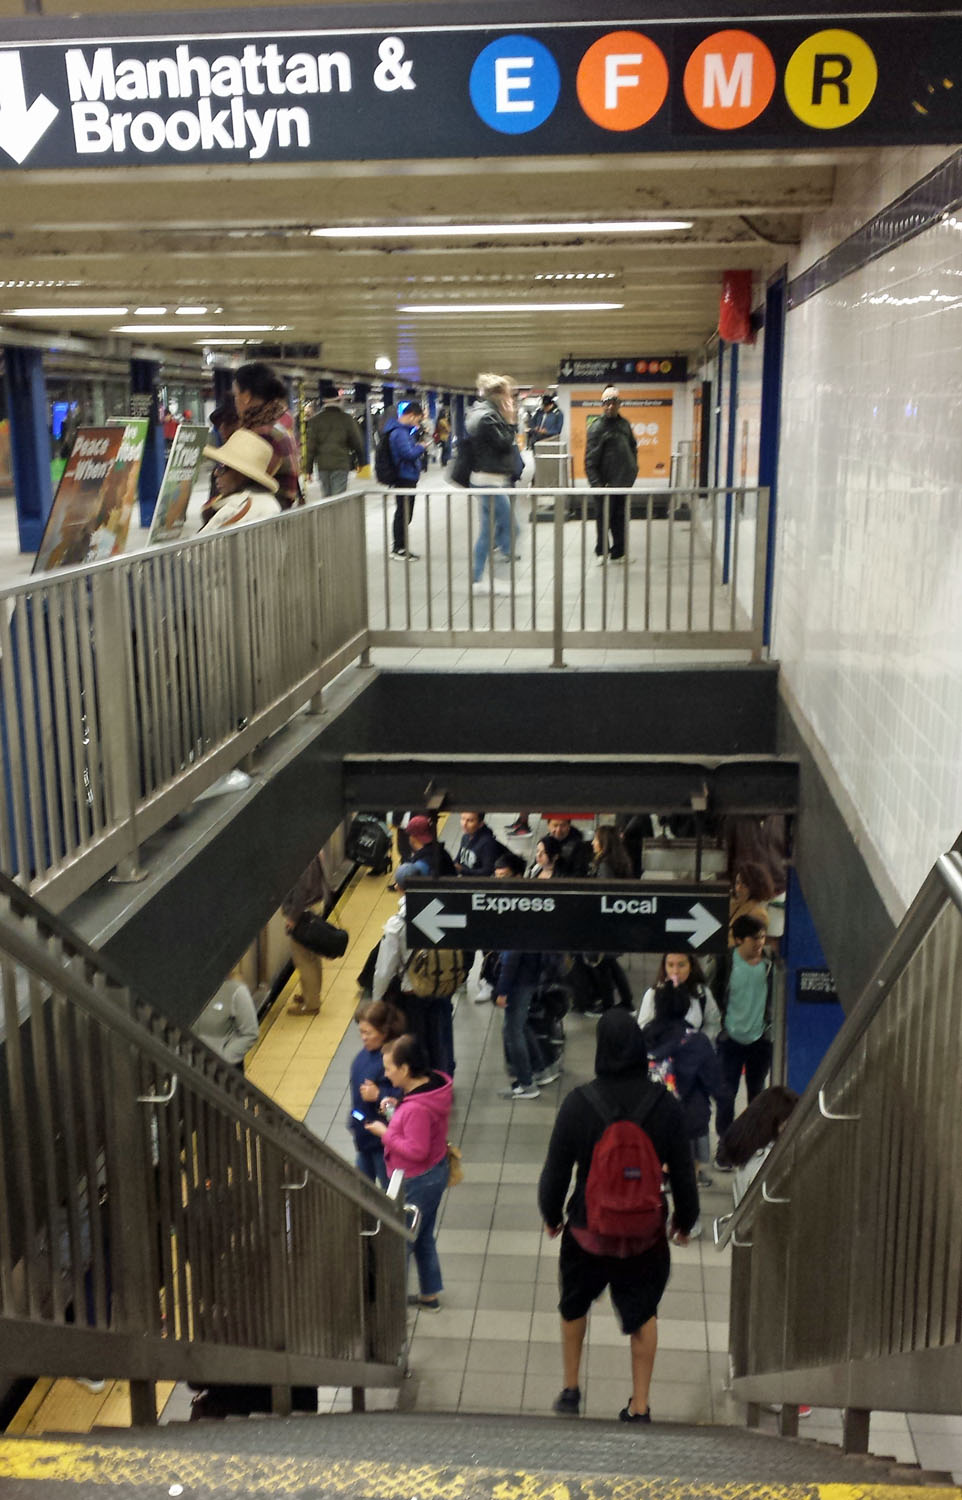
[348,999,404,1186]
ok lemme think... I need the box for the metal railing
[0,483,766,905]
[0,872,410,1416]
[0,499,366,909]
[368,485,768,664]
[716,834,962,1440]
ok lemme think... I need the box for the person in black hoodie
[538,1009,698,1423]
[454,811,502,876]
[641,983,730,1204]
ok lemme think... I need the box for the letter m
[66,47,115,102]
[703,52,752,109]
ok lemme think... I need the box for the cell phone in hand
[351,1108,366,1122]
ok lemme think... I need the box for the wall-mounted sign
[795,968,839,1005]
[404,880,729,954]
[0,17,959,169]
[559,357,687,384]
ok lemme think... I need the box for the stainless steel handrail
[719,831,962,1425]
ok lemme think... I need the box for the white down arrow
[0,53,58,165]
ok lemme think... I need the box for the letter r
[604,53,643,110]
[812,52,851,105]
[495,56,535,113]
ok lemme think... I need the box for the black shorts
[558,1225,670,1334]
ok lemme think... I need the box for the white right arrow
[411,897,468,945]
[665,902,722,949]
[0,53,58,165]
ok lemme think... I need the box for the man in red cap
[395,814,456,884]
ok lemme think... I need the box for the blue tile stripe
[788,146,962,310]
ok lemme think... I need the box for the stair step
[0,1413,956,1497]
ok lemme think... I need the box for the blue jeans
[404,1156,449,1298]
[356,1143,388,1189]
[502,982,547,1088]
[472,487,514,581]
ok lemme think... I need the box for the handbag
[446,1142,464,1187]
[290,910,348,958]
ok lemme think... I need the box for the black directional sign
[403,880,728,955]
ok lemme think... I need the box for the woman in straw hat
[201,429,283,531]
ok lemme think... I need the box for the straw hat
[203,429,278,493]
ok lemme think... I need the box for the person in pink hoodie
[365,1033,453,1311]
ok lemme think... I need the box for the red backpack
[583,1084,666,1243]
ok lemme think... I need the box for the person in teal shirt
[713,915,773,1141]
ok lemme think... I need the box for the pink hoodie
[383,1072,453,1178]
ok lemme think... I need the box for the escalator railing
[0,872,410,1419]
[716,833,962,1443]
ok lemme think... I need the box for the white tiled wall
[773,147,962,915]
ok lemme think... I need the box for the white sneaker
[75,1378,106,1393]
[534,1066,561,1086]
[498,1083,540,1100]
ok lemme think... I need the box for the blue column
[5,345,53,554]
[354,382,371,464]
[781,870,845,1093]
[759,270,787,647]
[130,358,165,528]
[212,366,233,404]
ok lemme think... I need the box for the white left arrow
[665,902,722,949]
[411,897,468,945]
[0,53,58,165]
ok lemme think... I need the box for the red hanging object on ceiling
[719,269,754,344]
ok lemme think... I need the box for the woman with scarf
[231,361,302,510]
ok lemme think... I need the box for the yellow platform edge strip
[0,1442,958,1500]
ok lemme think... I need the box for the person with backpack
[538,1009,698,1423]
[371,866,465,1077]
[641,982,730,1203]
[377,402,426,561]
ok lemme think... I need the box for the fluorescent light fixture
[135,306,167,315]
[312,220,692,238]
[4,306,129,316]
[193,338,250,346]
[112,323,276,334]
[176,305,207,315]
[398,302,623,313]
[374,355,392,371]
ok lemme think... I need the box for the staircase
[0,1412,956,1498]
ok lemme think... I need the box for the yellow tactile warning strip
[0,1443,957,1500]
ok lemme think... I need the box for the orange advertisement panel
[569,389,673,483]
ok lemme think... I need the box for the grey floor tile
[910,1414,962,1434]
[522,1374,566,1414]
[534,1282,561,1313]
[440,1251,487,1281]
[582,1376,631,1419]
[651,1379,715,1423]
[415,1373,466,1409]
[473,1308,534,1341]
[491,1205,540,1232]
[586,1344,634,1380]
[437,1228,490,1255]
[647,1348,712,1383]
[499,1163,542,1183]
[486,1230,543,1256]
[658,1319,709,1351]
[530,1310,565,1342]
[704,1292,730,1323]
[407,1336,469,1372]
[480,1254,540,1284]
[659,1288,705,1320]
[524,1340,563,1375]
[460,1371,525,1412]
[411,1308,476,1339]
[701,1265,733,1295]
[907,1436,962,1470]
[440,1201,497,1231]
[476,1280,537,1312]
[466,1339,523,1373]
[435,1279,483,1311]
[667,1263,705,1292]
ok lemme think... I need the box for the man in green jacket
[303,381,365,497]
[584,386,638,563]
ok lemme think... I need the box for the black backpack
[374,431,400,486]
[346,814,392,874]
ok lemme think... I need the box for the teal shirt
[725,950,768,1043]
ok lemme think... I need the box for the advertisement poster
[147,424,208,545]
[33,421,148,573]
[569,390,674,484]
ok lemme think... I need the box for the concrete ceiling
[0,0,864,391]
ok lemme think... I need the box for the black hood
[594,1009,650,1077]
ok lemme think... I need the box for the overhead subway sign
[0,15,959,168]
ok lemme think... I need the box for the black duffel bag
[291,910,349,958]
